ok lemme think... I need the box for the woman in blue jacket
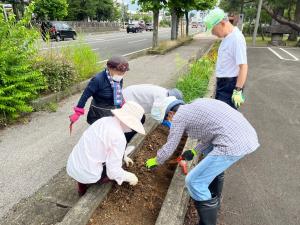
[69,56,129,126]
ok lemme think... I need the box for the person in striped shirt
[146,98,259,225]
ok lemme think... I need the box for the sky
[117,0,140,11]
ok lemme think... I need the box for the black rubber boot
[208,172,224,199]
[194,196,219,225]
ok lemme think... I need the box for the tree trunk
[152,9,159,48]
[12,3,20,20]
[294,0,300,44]
[176,14,180,39]
[171,9,177,40]
[185,10,189,36]
[259,22,265,41]
[262,2,300,32]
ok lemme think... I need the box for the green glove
[181,149,197,161]
[145,157,158,169]
[231,89,245,108]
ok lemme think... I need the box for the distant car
[41,21,77,42]
[126,24,142,33]
[191,22,198,28]
[145,23,153,31]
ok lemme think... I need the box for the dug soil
[88,125,187,225]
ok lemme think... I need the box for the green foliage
[34,55,77,93]
[0,3,46,124]
[142,14,152,23]
[65,0,120,21]
[176,44,218,102]
[34,0,68,20]
[160,18,171,27]
[61,41,102,81]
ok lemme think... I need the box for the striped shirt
[157,98,260,164]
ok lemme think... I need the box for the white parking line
[279,48,299,61]
[267,47,299,61]
[128,39,147,44]
[268,47,284,60]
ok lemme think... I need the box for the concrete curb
[155,43,217,225]
[56,116,159,225]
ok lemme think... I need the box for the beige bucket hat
[111,101,145,135]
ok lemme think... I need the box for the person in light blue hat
[151,96,184,128]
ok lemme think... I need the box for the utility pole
[252,0,263,46]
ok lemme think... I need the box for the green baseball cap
[204,8,226,31]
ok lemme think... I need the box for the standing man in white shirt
[66,101,145,196]
[204,7,247,109]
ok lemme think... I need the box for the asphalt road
[39,27,201,61]
[221,47,300,225]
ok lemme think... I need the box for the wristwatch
[235,87,243,91]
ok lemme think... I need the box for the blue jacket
[77,70,123,108]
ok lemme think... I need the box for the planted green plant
[176,43,219,102]
[0,3,46,125]
[61,41,102,81]
[35,54,77,93]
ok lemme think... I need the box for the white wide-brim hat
[111,101,145,135]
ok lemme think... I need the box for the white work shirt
[67,117,127,185]
[123,84,168,113]
[216,27,247,78]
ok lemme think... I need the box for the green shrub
[176,43,219,102]
[159,19,171,27]
[35,55,77,93]
[0,3,46,125]
[61,41,102,81]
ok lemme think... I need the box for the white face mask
[112,75,123,82]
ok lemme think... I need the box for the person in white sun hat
[204,7,248,109]
[66,101,145,196]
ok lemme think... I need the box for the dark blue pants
[215,77,237,109]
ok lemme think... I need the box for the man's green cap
[204,7,226,31]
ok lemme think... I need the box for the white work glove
[124,171,138,186]
[124,146,135,167]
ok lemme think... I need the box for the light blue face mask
[162,120,172,129]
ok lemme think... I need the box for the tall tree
[65,0,96,21]
[34,0,68,20]
[134,0,166,48]
[96,0,120,21]
[168,0,216,39]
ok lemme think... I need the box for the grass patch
[245,35,299,47]
[61,40,102,81]
[176,42,219,103]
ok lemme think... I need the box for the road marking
[128,39,147,44]
[122,47,151,56]
[279,48,299,61]
[96,47,151,64]
[268,47,284,60]
[40,36,147,50]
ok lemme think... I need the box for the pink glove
[69,107,84,123]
